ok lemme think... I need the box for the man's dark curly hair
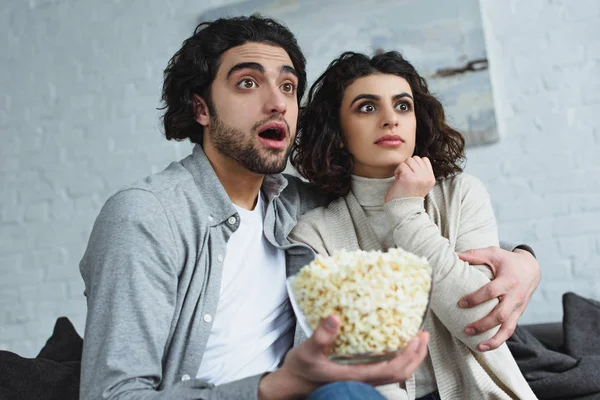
[160,14,307,145]
[290,51,465,199]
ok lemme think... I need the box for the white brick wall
[0,0,242,357]
[1,0,599,356]
[474,0,600,322]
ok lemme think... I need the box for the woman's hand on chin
[385,156,435,202]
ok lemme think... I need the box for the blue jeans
[306,381,386,400]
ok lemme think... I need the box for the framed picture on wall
[200,0,499,148]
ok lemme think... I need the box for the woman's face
[339,73,417,178]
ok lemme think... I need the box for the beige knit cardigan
[289,173,537,400]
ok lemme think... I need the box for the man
[79,15,540,399]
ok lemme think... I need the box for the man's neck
[203,146,264,211]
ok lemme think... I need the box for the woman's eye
[238,79,257,89]
[359,104,376,113]
[281,82,296,93]
[396,102,411,112]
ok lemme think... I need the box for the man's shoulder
[120,161,195,197]
[103,161,198,218]
[280,173,308,194]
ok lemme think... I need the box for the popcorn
[290,248,432,356]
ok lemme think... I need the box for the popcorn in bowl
[286,248,432,363]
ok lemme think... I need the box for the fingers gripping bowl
[286,248,433,364]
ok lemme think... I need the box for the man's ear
[193,94,210,127]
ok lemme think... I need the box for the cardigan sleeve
[383,174,500,352]
[501,241,537,258]
[288,208,332,256]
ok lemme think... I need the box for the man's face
[197,42,299,174]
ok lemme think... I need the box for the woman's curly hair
[290,51,465,198]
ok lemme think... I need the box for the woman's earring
[340,142,345,149]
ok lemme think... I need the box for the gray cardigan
[289,173,537,400]
[79,145,321,399]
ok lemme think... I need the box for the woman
[289,51,536,400]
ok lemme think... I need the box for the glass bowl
[286,248,433,364]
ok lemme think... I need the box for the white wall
[474,0,600,323]
[0,0,240,357]
[1,0,599,356]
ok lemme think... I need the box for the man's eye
[359,104,376,113]
[238,79,257,89]
[281,82,296,93]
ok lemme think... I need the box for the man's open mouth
[258,124,286,141]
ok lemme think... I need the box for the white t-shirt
[196,193,294,385]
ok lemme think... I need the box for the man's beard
[209,112,291,175]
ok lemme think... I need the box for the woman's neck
[350,175,396,207]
